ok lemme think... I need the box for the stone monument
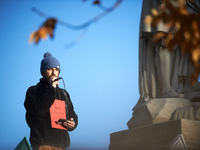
[109,0,200,149]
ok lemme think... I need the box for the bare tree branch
[29,0,123,47]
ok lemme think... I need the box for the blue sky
[0,0,142,149]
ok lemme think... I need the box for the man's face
[43,67,59,81]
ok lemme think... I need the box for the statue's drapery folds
[130,0,200,128]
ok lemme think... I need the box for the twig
[32,0,123,30]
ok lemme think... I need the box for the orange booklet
[50,99,67,130]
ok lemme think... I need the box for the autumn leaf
[29,18,57,44]
[153,32,166,43]
[151,8,158,16]
[144,15,152,24]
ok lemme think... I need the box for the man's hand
[62,118,75,129]
[50,76,59,88]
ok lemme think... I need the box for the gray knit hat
[40,52,60,75]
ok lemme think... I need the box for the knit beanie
[40,52,60,75]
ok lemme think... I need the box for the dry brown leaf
[151,8,158,16]
[29,18,57,44]
[29,32,36,43]
[192,48,200,63]
[153,32,166,42]
[144,15,152,24]
[179,8,188,15]
[178,0,186,8]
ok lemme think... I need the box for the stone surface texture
[109,119,200,150]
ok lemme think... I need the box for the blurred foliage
[29,18,57,44]
[145,0,200,85]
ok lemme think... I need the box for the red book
[50,99,67,130]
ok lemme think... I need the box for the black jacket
[24,78,78,148]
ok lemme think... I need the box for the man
[24,52,78,150]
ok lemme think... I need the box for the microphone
[53,77,63,82]
[52,77,66,91]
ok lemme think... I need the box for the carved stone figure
[128,0,200,128]
[134,0,189,111]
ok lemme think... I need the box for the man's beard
[43,75,58,82]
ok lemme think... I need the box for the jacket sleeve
[64,90,78,131]
[24,85,56,116]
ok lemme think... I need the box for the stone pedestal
[109,119,200,150]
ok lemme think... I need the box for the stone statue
[134,0,189,111]
[128,0,200,129]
